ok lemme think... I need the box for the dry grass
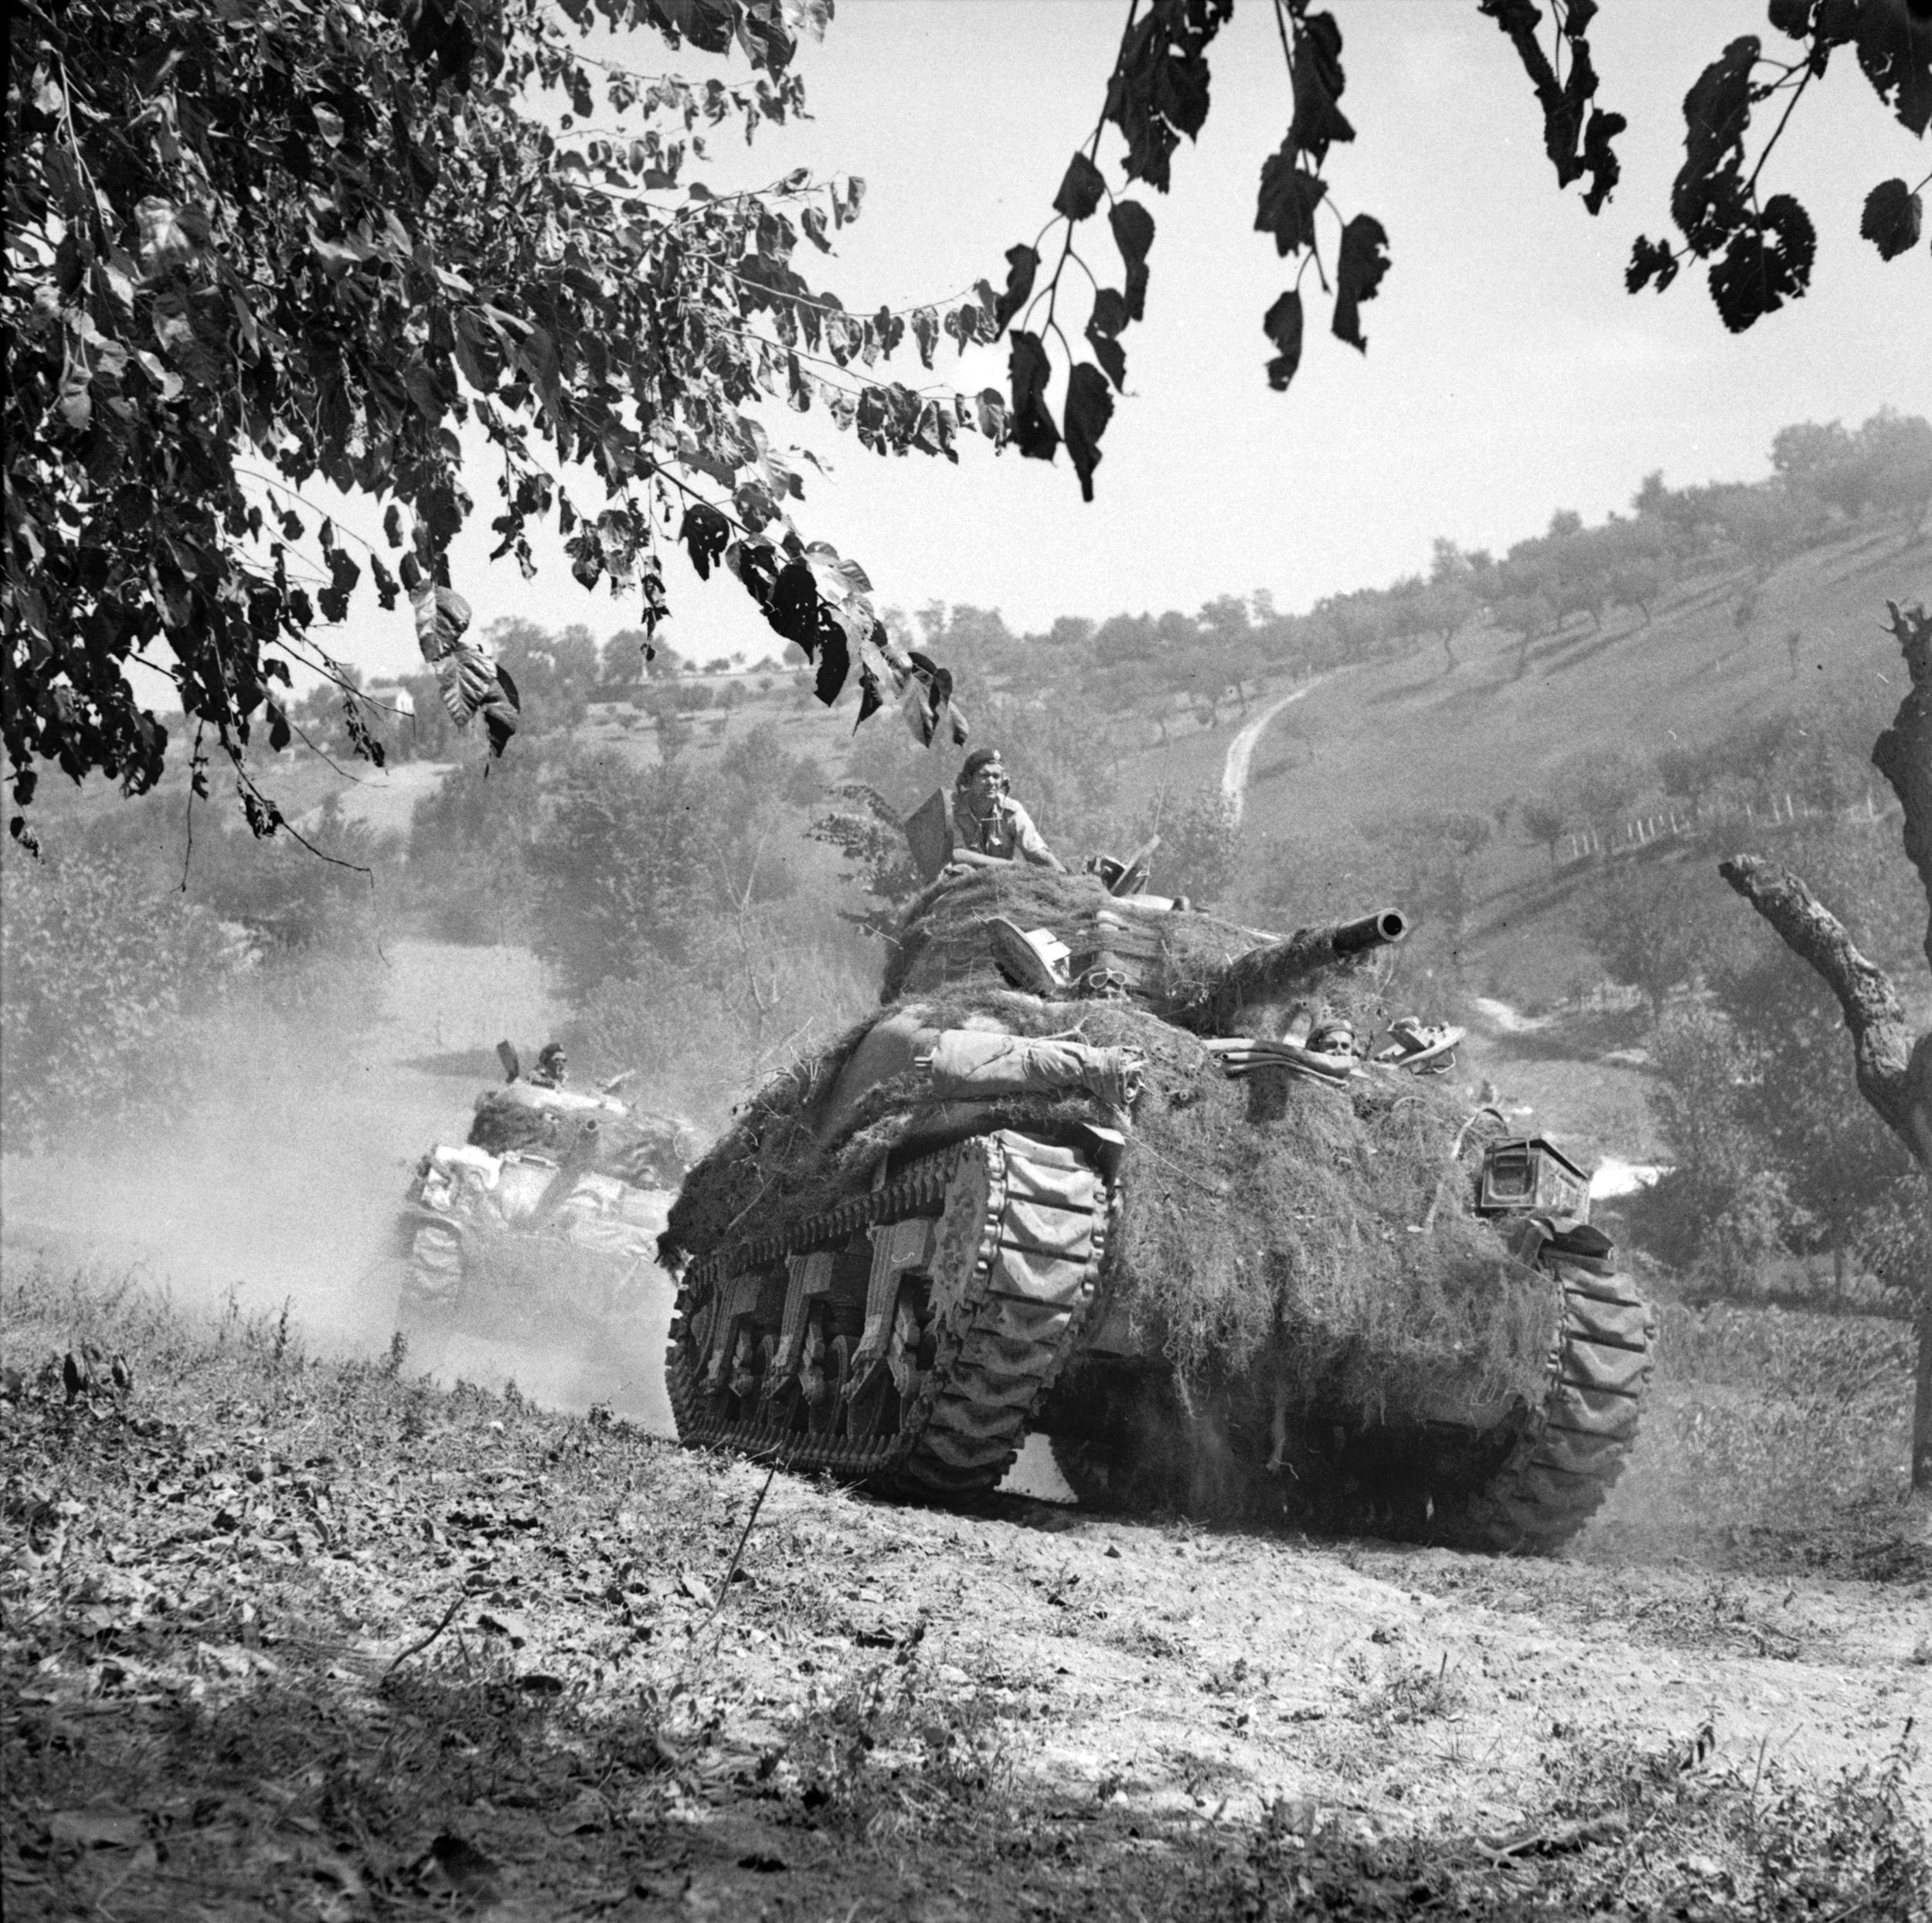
[1584,1300,1922,1574]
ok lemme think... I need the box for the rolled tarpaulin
[921,1028,1142,1109]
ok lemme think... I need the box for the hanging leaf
[990,245,1039,335]
[1332,213,1391,351]
[411,578,472,664]
[1706,193,1815,333]
[814,614,851,705]
[1063,363,1114,503]
[1053,151,1107,222]
[767,558,828,660]
[679,502,732,580]
[910,306,939,369]
[1479,0,1626,213]
[1846,2,1932,138]
[1262,289,1304,391]
[1008,332,1058,461]
[134,196,201,275]
[1108,200,1155,318]
[943,302,982,352]
[1625,234,1680,294]
[318,547,360,624]
[56,352,93,431]
[1086,284,1130,391]
[1103,0,1232,191]
[428,625,519,756]
[1859,178,1923,261]
[1254,148,1327,257]
[1670,38,1757,257]
[1287,13,1353,164]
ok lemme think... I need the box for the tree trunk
[1917,1235,1932,1495]
[1717,601,1932,1515]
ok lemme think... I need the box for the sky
[315,0,1931,684]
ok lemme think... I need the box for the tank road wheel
[801,1312,845,1438]
[665,1131,1111,1499]
[845,1349,899,1441]
[726,1322,760,1418]
[757,1331,801,1434]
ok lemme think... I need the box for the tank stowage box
[1475,1136,1592,1221]
[661,866,1655,1553]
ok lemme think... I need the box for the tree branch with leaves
[987,0,1927,498]
[5,0,984,849]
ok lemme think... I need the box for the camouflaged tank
[660,866,1655,1552]
[394,1078,697,1358]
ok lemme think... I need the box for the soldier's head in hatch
[956,747,1009,815]
[533,1041,567,1086]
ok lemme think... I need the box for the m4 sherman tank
[661,866,1655,1552]
[395,1070,698,1360]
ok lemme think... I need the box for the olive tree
[1719,602,1932,1506]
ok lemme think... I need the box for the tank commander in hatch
[526,1041,568,1088]
[948,748,1065,872]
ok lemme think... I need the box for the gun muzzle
[1330,908,1408,956]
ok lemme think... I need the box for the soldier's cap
[957,747,1006,784]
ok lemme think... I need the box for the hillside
[1231,526,1927,865]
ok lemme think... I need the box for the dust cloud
[2,941,610,1383]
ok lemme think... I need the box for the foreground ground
[2,1263,1927,1921]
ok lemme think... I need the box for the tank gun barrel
[1328,908,1409,957]
[1188,907,1408,1031]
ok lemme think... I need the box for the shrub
[0,846,237,1147]
[1141,785,1240,904]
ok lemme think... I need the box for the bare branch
[1717,855,1931,1166]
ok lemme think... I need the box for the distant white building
[364,681,415,718]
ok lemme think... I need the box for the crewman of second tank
[947,747,1066,871]
[526,1041,569,1088]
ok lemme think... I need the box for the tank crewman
[527,1041,568,1088]
[948,748,1066,872]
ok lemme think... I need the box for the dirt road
[5,1271,1926,1921]
[1219,676,1334,825]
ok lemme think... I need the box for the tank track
[1049,1257,1655,1556]
[1446,1256,1655,1553]
[666,1130,1110,1499]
